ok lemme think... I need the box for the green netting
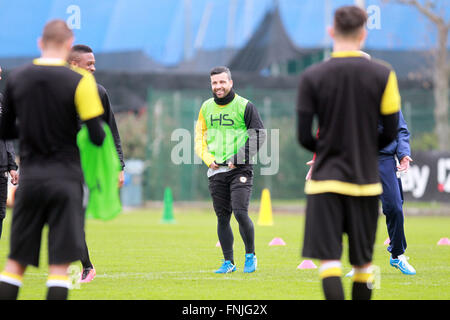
[143,86,438,202]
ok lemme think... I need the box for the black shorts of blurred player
[302,193,379,266]
[8,179,85,268]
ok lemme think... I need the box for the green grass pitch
[0,208,448,300]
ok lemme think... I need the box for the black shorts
[8,178,86,267]
[208,168,253,217]
[302,193,379,266]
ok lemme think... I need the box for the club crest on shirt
[240,176,247,183]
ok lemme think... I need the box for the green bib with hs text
[201,94,249,163]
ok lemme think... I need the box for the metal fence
[141,86,437,202]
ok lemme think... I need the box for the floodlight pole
[183,0,192,60]
[323,0,332,60]
[194,1,213,51]
[227,0,238,48]
[355,0,366,8]
[243,0,254,42]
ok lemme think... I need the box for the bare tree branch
[383,0,450,151]
[388,0,448,27]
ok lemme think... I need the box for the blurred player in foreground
[68,44,125,283]
[297,6,399,300]
[0,20,105,300]
[0,65,19,240]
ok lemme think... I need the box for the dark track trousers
[208,168,255,262]
[379,157,407,258]
[80,234,93,269]
[0,173,8,240]
[80,185,93,269]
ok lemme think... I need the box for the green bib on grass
[77,123,122,221]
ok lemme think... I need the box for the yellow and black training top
[194,90,266,169]
[0,58,104,181]
[297,51,400,196]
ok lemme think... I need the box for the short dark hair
[72,44,93,54]
[41,19,73,46]
[68,44,93,63]
[210,66,232,80]
[334,6,368,38]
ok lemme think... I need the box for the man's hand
[397,156,413,173]
[118,170,125,188]
[305,160,314,181]
[210,162,220,170]
[9,170,19,185]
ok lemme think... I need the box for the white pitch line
[24,270,313,282]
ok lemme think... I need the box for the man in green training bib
[195,66,266,274]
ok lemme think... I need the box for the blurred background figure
[68,44,126,283]
[0,65,19,240]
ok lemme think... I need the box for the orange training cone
[258,188,273,226]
